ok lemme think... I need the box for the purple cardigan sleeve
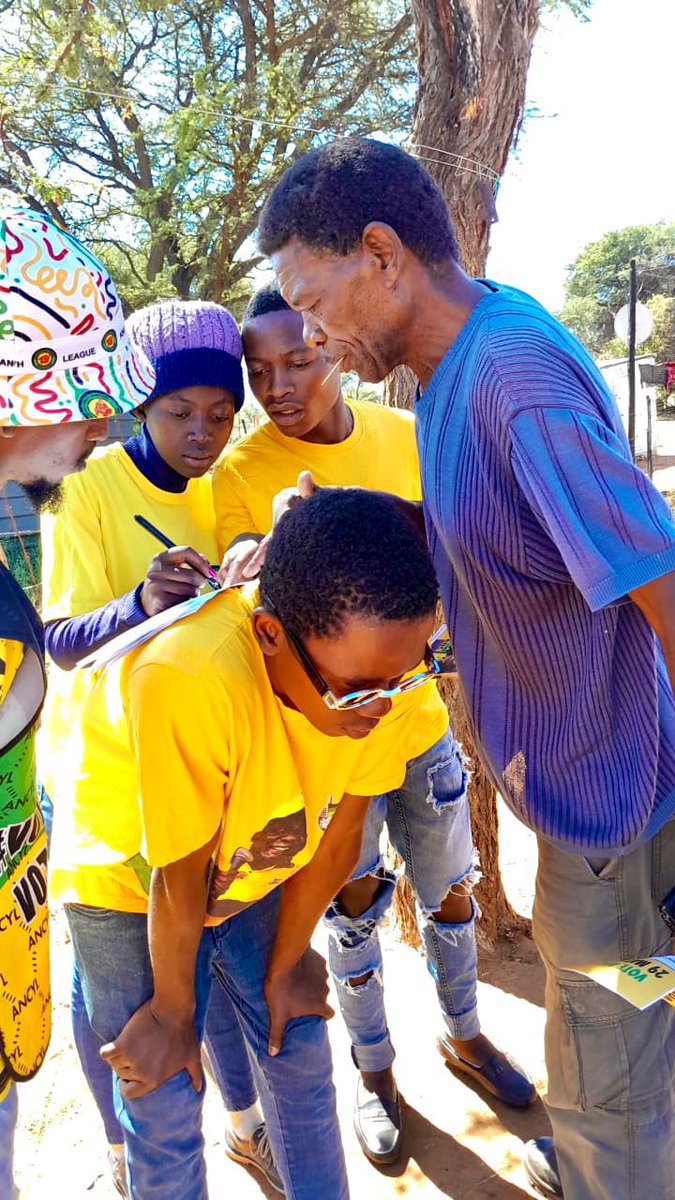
[44,586,147,670]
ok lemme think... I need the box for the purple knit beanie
[127,299,245,411]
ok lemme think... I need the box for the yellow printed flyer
[571,956,675,1010]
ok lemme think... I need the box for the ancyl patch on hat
[0,207,156,425]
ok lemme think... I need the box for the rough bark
[409,0,539,275]
[386,1,539,948]
[438,679,529,948]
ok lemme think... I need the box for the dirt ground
[15,801,550,1199]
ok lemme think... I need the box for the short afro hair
[260,487,438,641]
[243,283,292,323]
[258,137,459,268]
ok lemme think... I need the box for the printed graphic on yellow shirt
[317,795,339,831]
[1,614,51,1099]
[49,587,447,921]
[0,724,51,1085]
[208,803,308,919]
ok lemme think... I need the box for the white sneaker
[107,1147,128,1198]
[225,1123,284,1194]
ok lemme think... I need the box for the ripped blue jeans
[324,731,480,1071]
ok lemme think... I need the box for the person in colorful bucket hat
[0,206,154,1199]
[1,209,153,424]
[38,299,284,1196]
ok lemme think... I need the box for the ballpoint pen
[134,514,220,592]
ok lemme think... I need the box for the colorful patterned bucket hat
[0,207,156,425]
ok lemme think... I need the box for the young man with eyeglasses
[50,487,454,1200]
[211,286,534,1166]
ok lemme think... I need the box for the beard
[19,444,93,514]
[21,479,64,513]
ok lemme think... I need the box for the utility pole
[628,257,637,459]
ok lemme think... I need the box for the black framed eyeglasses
[263,592,455,712]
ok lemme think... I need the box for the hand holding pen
[135,515,220,618]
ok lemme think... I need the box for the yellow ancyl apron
[0,725,51,1082]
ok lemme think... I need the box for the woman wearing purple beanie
[39,299,281,1196]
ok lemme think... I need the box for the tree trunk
[410,0,539,275]
[439,679,529,948]
[386,1,539,947]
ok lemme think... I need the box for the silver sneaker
[225,1123,285,1194]
[107,1147,128,1198]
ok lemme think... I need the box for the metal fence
[0,414,137,540]
[1,414,138,609]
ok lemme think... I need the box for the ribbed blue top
[416,281,675,854]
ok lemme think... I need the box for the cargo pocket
[546,976,669,1114]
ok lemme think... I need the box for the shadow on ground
[373,1102,536,1198]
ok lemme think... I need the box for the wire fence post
[628,257,637,460]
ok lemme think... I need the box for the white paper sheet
[570,955,675,1010]
[76,588,224,671]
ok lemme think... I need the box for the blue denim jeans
[50,784,256,1152]
[325,731,480,1071]
[71,958,123,1143]
[66,905,215,1199]
[0,1086,18,1200]
[210,889,347,1199]
[203,975,257,1113]
[71,953,256,1149]
[66,889,348,1200]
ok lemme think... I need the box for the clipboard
[77,588,225,671]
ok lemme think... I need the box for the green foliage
[540,0,593,16]
[1,535,41,608]
[644,294,675,363]
[343,374,382,405]
[557,294,610,353]
[231,397,265,443]
[0,0,414,308]
[565,224,675,309]
[559,223,675,360]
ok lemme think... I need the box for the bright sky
[486,0,674,312]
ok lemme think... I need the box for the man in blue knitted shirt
[256,137,675,1200]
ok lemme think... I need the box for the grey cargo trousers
[532,820,675,1199]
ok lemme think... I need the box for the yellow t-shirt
[0,548,22,707]
[0,559,51,1100]
[0,638,23,701]
[212,397,448,753]
[39,442,219,800]
[0,633,18,1105]
[213,398,422,556]
[49,585,447,922]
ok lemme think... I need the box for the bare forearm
[267,854,355,981]
[267,795,370,981]
[101,836,218,1097]
[148,837,217,1020]
[630,572,675,697]
[660,642,675,701]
